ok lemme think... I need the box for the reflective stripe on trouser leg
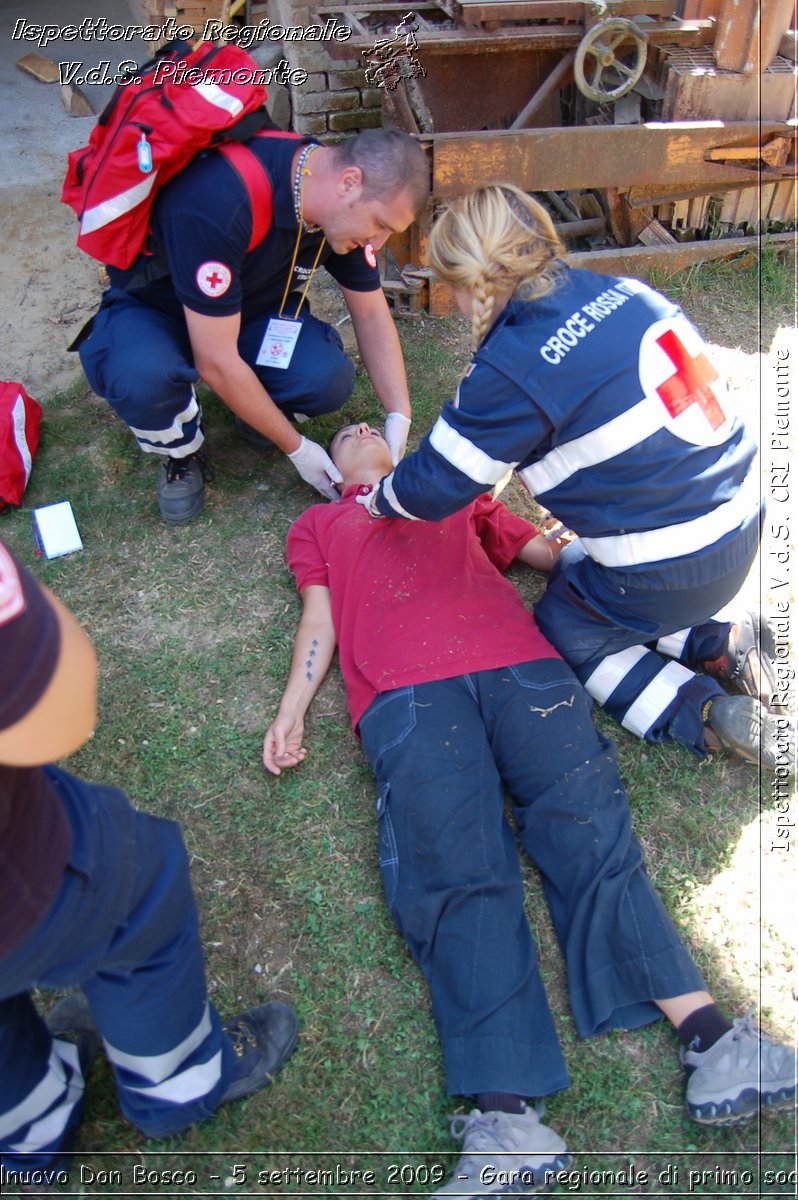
[102,1001,225,1114]
[0,994,85,1172]
[78,807,234,1138]
[657,610,733,667]
[129,386,204,457]
[583,646,695,739]
[655,628,691,660]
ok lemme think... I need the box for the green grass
[649,243,796,352]
[2,254,795,1197]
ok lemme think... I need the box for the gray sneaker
[432,1104,570,1197]
[704,695,791,772]
[156,452,206,525]
[683,1009,797,1126]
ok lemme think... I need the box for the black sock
[677,1003,733,1055]
[476,1092,526,1115]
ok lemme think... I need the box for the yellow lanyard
[278,155,326,321]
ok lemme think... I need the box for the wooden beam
[566,232,797,278]
[431,122,797,195]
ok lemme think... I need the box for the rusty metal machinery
[317,0,797,312]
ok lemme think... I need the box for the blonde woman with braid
[361,184,788,774]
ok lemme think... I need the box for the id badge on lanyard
[262,222,327,369]
[257,318,301,369]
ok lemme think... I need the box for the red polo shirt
[287,488,560,729]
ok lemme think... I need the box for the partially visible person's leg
[0,769,297,1174]
[482,659,795,1126]
[78,292,206,523]
[78,292,201,459]
[0,993,93,1175]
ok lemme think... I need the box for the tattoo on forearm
[304,638,319,681]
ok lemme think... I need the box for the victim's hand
[263,714,307,775]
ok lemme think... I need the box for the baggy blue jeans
[358,659,706,1101]
[0,768,236,1174]
[78,290,355,457]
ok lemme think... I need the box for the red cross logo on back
[655,328,725,431]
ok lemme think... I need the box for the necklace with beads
[279,144,327,320]
[293,143,321,233]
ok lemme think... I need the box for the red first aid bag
[0,383,41,511]
[61,39,270,269]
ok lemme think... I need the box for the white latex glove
[384,412,411,465]
[354,485,383,517]
[287,437,343,501]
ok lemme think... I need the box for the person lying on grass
[262,422,795,1199]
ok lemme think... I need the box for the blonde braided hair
[429,184,565,350]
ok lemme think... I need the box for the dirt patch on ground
[4,184,101,397]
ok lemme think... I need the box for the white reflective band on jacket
[579,464,759,568]
[518,394,664,497]
[381,470,420,521]
[429,418,517,488]
[193,82,244,118]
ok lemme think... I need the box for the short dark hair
[330,129,429,218]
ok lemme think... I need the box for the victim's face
[329,423,393,478]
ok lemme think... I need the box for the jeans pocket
[505,658,577,698]
[358,686,417,764]
[375,781,399,910]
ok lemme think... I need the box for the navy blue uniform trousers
[0,768,236,1174]
[78,290,355,458]
[357,659,706,1101]
[534,522,761,757]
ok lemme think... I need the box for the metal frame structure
[318,0,797,311]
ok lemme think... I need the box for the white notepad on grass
[32,501,83,559]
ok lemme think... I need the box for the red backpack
[0,383,41,512]
[61,39,279,269]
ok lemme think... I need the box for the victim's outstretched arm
[262,585,336,775]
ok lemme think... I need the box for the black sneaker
[45,991,102,1078]
[702,610,778,710]
[156,452,206,524]
[219,1001,299,1104]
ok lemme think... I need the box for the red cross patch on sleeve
[0,543,26,626]
[195,261,232,298]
